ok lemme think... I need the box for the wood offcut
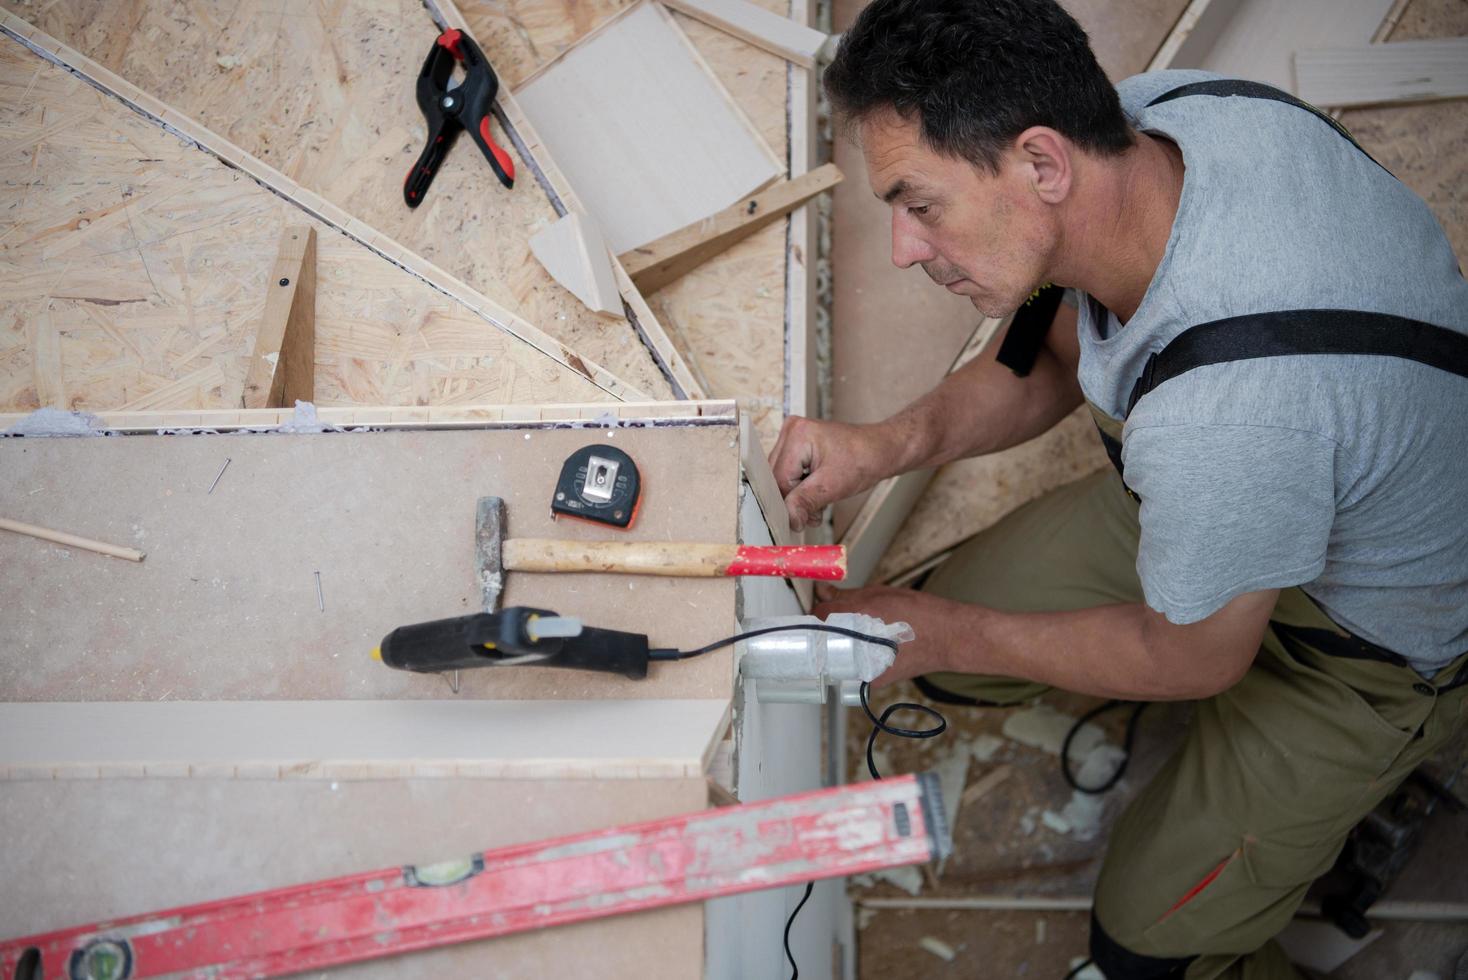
[620,164,843,294]
[243,226,316,409]
[660,0,830,68]
[0,517,145,562]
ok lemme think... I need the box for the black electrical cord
[1060,699,1149,795]
[858,680,947,780]
[782,880,815,979]
[663,623,950,979]
[1062,957,1094,980]
[649,623,900,661]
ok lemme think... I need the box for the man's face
[859,109,1055,318]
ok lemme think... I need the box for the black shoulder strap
[995,284,1066,377]
[1127,309,1468,415]
[1145,78,1392,177]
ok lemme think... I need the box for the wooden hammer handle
[502,540,846,581]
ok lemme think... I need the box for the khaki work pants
[920,468,1468,979]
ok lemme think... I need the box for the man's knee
[1089,912,1194,980]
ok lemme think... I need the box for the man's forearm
[876,324,1084,475]
[930,601,1253,701]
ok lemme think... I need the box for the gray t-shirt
[1076,70,1468,673]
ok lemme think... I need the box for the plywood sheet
[0,35,607,413]
[516,3,782,256]
[1,0,678,399]
[0,699,730,780]
[0,776,708,977]
[0,424,739,701]
[459,0,795,446]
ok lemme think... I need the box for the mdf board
[0,776,709,977]
[0,699,731,780]
[515,3,783,256]
[0,34,607,414]
[0,423,740,702]
[1,0,681,401]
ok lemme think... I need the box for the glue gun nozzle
[370,646,382,662]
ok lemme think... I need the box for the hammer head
[476,496,505,613]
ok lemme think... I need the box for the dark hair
[825,0,1133,172]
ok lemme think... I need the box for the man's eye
[910,205,930,217]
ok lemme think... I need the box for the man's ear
[1014,127,1072,204]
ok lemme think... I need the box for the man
[771,1,1468,976]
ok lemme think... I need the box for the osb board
[0,35,607,413]
[0,776,708,977]
[0,0,677,400]
[827,0,1190,537]
[458,0,793,445]
[1341,0,1468,264]
[0,425,739,701]
[870,407,1110,582]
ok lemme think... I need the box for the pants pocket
[1137,835,1339,959]
[1242,835,1343,889]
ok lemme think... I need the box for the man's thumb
[783,483,822,531]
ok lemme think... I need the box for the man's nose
[890,211,936,269]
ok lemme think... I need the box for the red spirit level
[2,773,948,979]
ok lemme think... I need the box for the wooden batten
[619,164,842,295]
[786,0,822,426]
[740,414,814,609]
[0,400,738,435]
[660,0,829,69]
[242,226,317,409]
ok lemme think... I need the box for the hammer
[373,497,844,683]
[475,496,844,610]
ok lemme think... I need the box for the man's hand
[814,583,971,689]
[814,582,1281,701]
[769,416,902,531]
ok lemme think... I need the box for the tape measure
[551,444,641,529]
